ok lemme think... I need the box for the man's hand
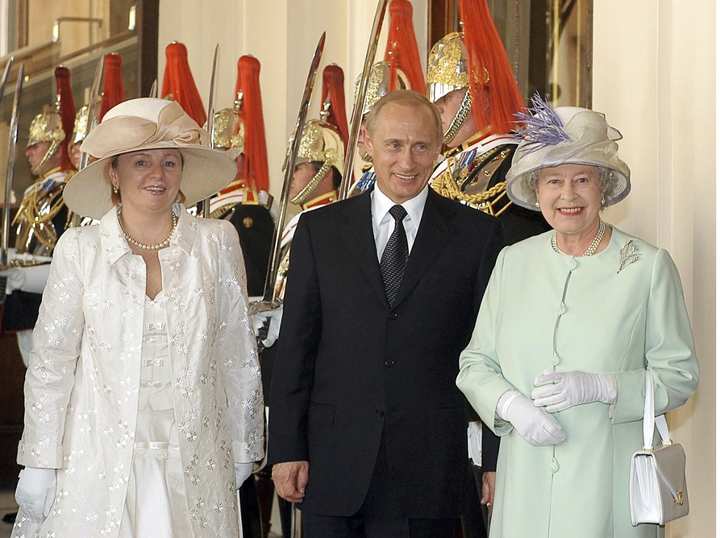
[480,471,496,518]
[272,461,309,503]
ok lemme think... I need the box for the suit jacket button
[384,359,394,367]
[388,312,399,320]
[375,409,384,418]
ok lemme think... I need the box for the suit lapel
[339,192,388,306]
[393,189,453,307]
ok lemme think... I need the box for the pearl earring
[601,198,606,206]
[534,201,539,208]
[113,184,119,194]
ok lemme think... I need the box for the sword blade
[0,56,14,261]
[260,32,326,306]
[201,43,220,218]
[78,54,105,172]
[339,0,389,200]
[2,61,24,259]
[1,61,24,304]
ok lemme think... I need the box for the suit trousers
[301,431,456,538]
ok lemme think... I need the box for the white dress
[119,292,194,537]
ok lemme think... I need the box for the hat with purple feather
[506,94,631,211]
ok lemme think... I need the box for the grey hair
[519,166,619,208]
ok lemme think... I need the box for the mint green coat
[457,226,698,538]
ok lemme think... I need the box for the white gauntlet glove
[15,467,57,523]
[531,371,618,413]
[235,462,254,489]
[497,390,566,447]
[0,263,50,295]
[251,304,283,350]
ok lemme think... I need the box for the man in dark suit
[268,90,504,538]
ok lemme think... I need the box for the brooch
[617,240,641,274]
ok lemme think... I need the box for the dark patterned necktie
[380,204,409,306]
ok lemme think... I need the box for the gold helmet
[288,117,344,205]
[27,106,65,175]
[355,61,411,116]
[71,104,89,145]
[426,32,478,103]
[27,66,76,175]
[213,93,244,158]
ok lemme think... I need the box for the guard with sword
[1,64,77,367]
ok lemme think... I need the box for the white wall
[158,1,715,535]
[594,1,715,536]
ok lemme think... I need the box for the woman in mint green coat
[456,96,699,538]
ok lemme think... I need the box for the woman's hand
[15,467,57,523]
[532,371,617,412]
[497,390,566,446]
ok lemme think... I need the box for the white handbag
[629,370,689,526]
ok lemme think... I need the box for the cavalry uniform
[430,132,549,245]
[2,66,76,365]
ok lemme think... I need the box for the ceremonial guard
[210,55,274,298]
[428,0,549,245]
[349,0,424,197]
[1,66,76,367]
[272,64,347,299]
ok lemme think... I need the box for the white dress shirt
[371,185,428,262]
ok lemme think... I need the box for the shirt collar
[371,185,428,228]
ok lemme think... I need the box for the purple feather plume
[513,93,570,153]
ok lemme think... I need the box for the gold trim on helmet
[289,118,344,205]
[354,62,411,116]
[27,104,65,176]
[72,105,89,145]
[427,32,490,104]
[212,92,244,156]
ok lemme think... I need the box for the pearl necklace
[120,213,178,250]
[551,220,606,257]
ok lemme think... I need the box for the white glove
[0,267,24,295]
[531,371,618,413]
[15,467,57,523]
[235,462,254,489]
[251,305,283,349]
[0,264,50,295]
[497,390,566,447]
[467,421,482,467]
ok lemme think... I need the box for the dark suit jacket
[267,188,504,519]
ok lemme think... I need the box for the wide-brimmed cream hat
[64,98,236,219]
[506,96,631,211]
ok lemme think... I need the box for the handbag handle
[642,369,672,450]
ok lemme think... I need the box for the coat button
[375,409,384,418]
[384,359,394,368]
[388,312,399,320]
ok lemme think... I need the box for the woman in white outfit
[12,98,264,538]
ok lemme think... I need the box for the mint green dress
[457,226,698,538]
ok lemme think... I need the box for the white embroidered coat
[13,207,264,538]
